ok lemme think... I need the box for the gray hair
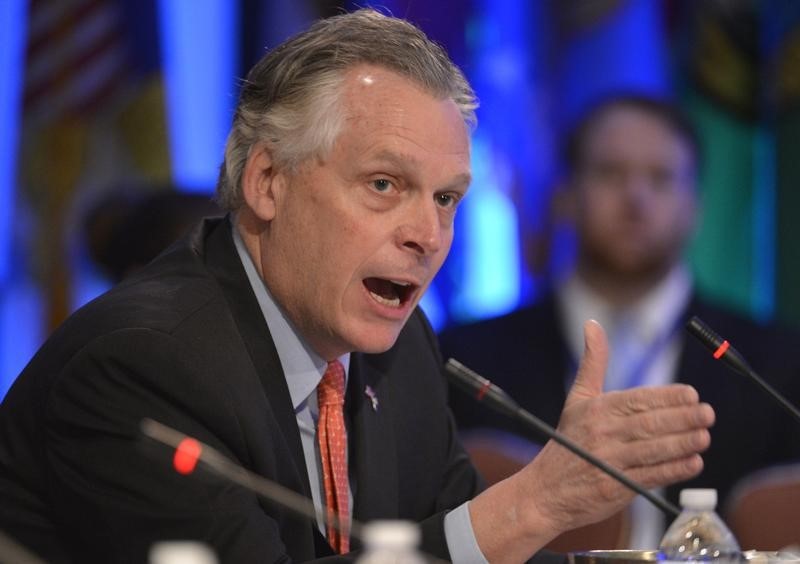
[215,8,478,211]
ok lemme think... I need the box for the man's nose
[621,173,653,206]
[398,200,443,256]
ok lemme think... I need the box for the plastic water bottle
[356,520,426,564]
[659,489,741,561]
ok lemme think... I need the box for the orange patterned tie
[317,359,350,553]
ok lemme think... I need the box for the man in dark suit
[0,13,715,563]
[439,95,800,548]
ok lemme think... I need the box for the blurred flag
[18,0,170,331]
[679,1,772,319]
[767,0,800,327]
[24,0,129,124]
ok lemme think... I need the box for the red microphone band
[174,437,202,475]
[713,340,730,359]
[476,380,492,401]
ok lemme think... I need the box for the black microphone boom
[140,419,452,564]
[686,316,800,426]
[140,418,362,541]
[445,358,680,518]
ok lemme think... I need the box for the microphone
[140,419,452,564]
[445,358,681,517]
[686,316,800,426]
[139,418,362,541]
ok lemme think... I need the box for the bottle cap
[362,520,421,550]
[149,541,218,564]
[679,488,717,510]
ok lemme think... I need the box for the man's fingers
[626,454,706,489]
[609,428,712,469]
[603,384,702,415]
[607,403,716,441]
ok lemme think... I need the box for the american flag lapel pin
[364,385,379,412]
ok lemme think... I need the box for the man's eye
[436,193,459,208]
[371,179,392,192]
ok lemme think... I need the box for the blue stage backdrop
[1,0,796,398]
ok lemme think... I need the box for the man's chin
[355,337,402,355]
[607,258,671,281]
[347,326,404,355]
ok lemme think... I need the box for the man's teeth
[369,291,401,307]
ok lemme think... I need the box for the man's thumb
[566,319,609,404]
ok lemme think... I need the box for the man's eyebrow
[368,149,472,188]
[369,149,421,169]
[448,172,472,189]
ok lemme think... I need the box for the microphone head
[444,359,520,414]
[685,317,800,427]
[686,316,725,352]
[685,316,751,376]
[444,359,490,399]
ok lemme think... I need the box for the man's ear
[241,143,284,221]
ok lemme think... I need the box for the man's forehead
[340,65,460,124]
[588,107,688,152]
[335,66,470,155]
[343,68,422,120]
[585,114,690,162]
[345,64,415,91]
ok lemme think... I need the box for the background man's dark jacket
[439,294,800,511]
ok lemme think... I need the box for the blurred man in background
[440,94,800,549]
[83,188,222,284]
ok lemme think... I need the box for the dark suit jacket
[438,293,800,512]
[0,217,482,563]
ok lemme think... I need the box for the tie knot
[318,360,346,407]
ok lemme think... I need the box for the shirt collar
[633,265,692,344]
[557,265,692,359]
[231,223,350,410]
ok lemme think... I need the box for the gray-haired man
[0,9,713,563]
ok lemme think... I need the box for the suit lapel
[199,217,312,498]
[347,351,399,540]
[199,218,340,557]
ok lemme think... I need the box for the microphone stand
[140,418,451,564]
[140,418,361,540]
[445,358,680,517]
[686,316,800,426]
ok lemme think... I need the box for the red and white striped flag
[24,0,129,126]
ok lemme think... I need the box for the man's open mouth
[363,277,416,308]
